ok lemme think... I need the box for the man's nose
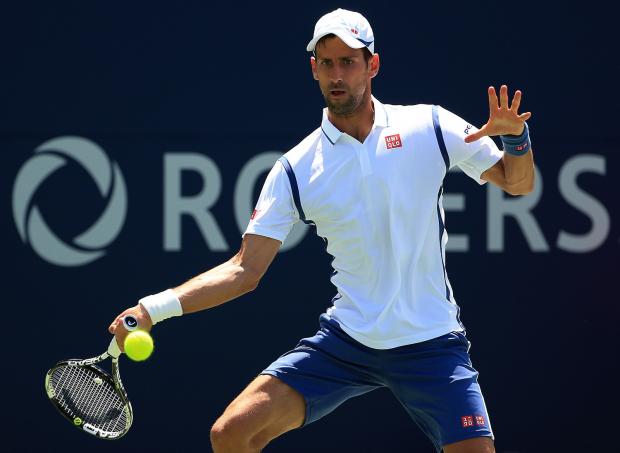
[329,68,343,85]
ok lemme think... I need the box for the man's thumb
[464,134,480,144]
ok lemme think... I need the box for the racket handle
[108,337,122,358]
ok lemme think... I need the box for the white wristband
[139,289,183,325]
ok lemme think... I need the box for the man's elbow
[520,172,536,195]
[230,253,265,293]
[504,172,535,196]
[244,276,261,292]
[523,179,535,195]
[505,181,534,196]
[241,268,262,293]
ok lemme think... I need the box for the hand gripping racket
[44,315,139,439]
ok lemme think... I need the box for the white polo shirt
[244,97,503,349]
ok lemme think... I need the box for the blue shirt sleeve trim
[432,105,450,172]
[277,156,308,222]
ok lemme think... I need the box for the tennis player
[109,8,534,453]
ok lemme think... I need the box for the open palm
[464,85,532,143]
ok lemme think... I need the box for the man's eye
[320,60,331,66]
[344,59,353,65]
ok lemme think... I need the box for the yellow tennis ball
[124,330,154,361]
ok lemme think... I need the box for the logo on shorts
[461,416,474,427]
[461,415,485,428]
[384,133,402,149]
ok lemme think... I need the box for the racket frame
[44,339,133,439]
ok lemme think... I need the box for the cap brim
[307,30,367,53]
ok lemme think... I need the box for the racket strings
[50,364,128,433]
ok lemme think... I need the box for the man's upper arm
[237,233,282,283]
[244,160,299,243]
[480,158,506,188]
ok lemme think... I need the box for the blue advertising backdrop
[2,1,618,452]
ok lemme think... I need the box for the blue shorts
[261,315,493,451]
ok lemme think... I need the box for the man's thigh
[261,316,383,426]
[214,315,382,449]
[214,374,306,446]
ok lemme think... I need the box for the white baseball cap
[306,8,375,55]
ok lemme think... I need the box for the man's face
[311,37,378,116]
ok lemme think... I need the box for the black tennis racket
[44,316,139,439]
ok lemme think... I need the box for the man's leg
[210,374,305,453]
[211,316,383,452]
[382,331,494,452]
[443,437,495,453]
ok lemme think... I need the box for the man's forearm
[171,257,259,314]
[502,149,535,195]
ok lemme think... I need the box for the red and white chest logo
[250,209,260,220]
[384,133,402,149]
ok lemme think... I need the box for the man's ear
[369,53,380,79]
[310,56,319,81]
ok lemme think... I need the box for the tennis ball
[124,330,154,361]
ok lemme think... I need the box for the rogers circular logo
[12,136,127,267]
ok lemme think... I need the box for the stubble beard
[323,88,365,117]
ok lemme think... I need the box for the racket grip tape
[108,337,122,358]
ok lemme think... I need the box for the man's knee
[210,411,259,453]
[210,375,305,452]
[209,418,231,451]
[210,396,274,452]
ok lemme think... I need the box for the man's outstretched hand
[108,304,153,352]
[464,85,532,143]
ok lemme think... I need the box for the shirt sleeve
[437,105,504,185]
[243,160,299,243]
